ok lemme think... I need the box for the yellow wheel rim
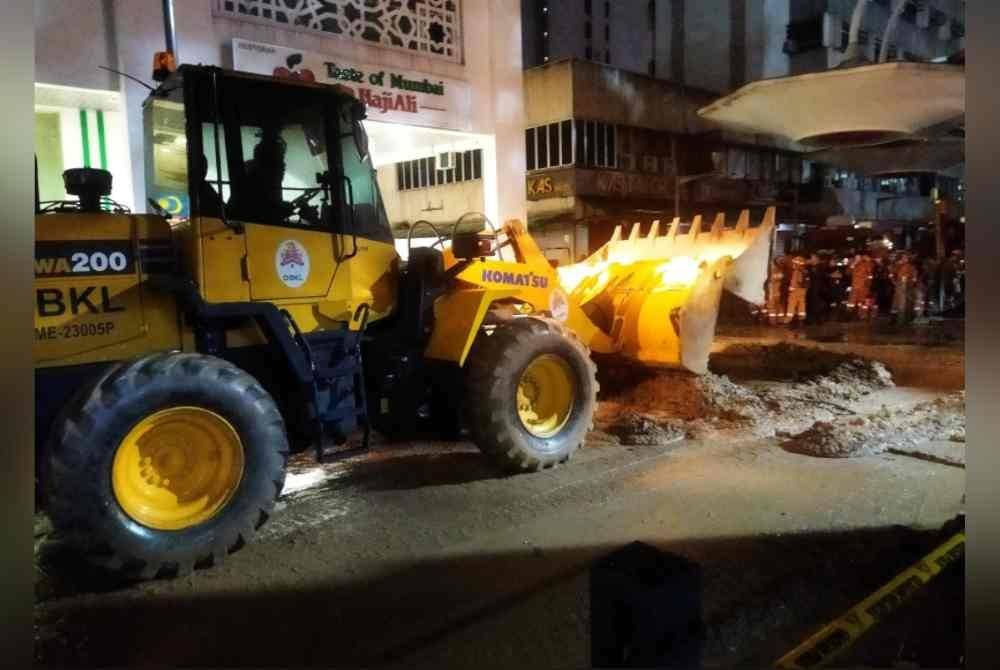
[516,354,576,438]
[112,406,245,531]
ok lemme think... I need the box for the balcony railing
[215,0,462,63]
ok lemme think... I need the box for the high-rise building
[522,1,964,94]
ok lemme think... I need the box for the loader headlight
[654,257,701,288]
[549,289,569,323]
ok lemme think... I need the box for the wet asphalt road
[34,422,964,668]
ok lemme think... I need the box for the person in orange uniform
[848,253,875,320]
[785,255,809,325]
[891,252,918,324]
[765,256,787,325]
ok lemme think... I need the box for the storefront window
[746,151,761,180]
[35,84,133,210]
[526,121,575,171]
[34,111,65,203]
[727,147,746,179]
[395,149,482,191]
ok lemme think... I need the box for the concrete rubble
[597,343,964,465]
[784,392,966,460]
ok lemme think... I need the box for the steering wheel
[406,220,450,256]
[287,187,323,225]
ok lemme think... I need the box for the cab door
[226,104,339,302]
[244,224,336,301]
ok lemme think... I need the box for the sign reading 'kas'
[232,38,471,130]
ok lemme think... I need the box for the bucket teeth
[735,210,750,234]
[710,213,725,239]
[667,217,680,241]
[556,206,777,375]
[689,215,703,238]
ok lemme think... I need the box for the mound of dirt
[597,346,899,442]
[784,392,966,458]
[606,411,686,446]
[795,358,895,403]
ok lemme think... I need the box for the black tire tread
[465,316,597,473]
[44,352,289,580]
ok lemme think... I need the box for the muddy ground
[33,329,966,668]
[598,339,965,466]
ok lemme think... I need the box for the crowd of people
[762,247,965,326]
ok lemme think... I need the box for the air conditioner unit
[437,151,456,170]
[642,154,659,173]
[822,12,840,48]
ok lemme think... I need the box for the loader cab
[142,65,398,321]
[144,65,391,240]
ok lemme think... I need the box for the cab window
[226,104,330,228]
[337,107,392,244]
[145,95,189,218]
[214,76,333,229]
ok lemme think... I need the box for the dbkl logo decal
[275,240,310,288]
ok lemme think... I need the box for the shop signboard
[232,38,472,131]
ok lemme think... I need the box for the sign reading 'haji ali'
[232,38,472,130]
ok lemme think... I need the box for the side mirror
[353,121,370,161]
[452,232,494,260]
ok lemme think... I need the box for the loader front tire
[44,352,288,579]
[465,317,597,472]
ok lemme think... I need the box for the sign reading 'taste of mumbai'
[232,38,472,131]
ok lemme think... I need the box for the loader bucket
[556,207,775,374]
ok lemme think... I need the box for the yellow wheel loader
[34,63,773,579]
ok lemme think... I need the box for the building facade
[523,58,820,263]
[521,1,964,259]
[784,0,964,74]
[34,0,527,253]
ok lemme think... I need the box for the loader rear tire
[43,352,288,580]
[465,317,597,473]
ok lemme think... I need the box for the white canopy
[698,62,965,149]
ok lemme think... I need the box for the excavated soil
[783,392,966,459]
[596,344,898,442]
[605,411,685,446]
[709,341,860,382]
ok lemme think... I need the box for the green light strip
[96,110,108,170]
[79,109,91,168]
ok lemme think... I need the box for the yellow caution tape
[774,531,965,670]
